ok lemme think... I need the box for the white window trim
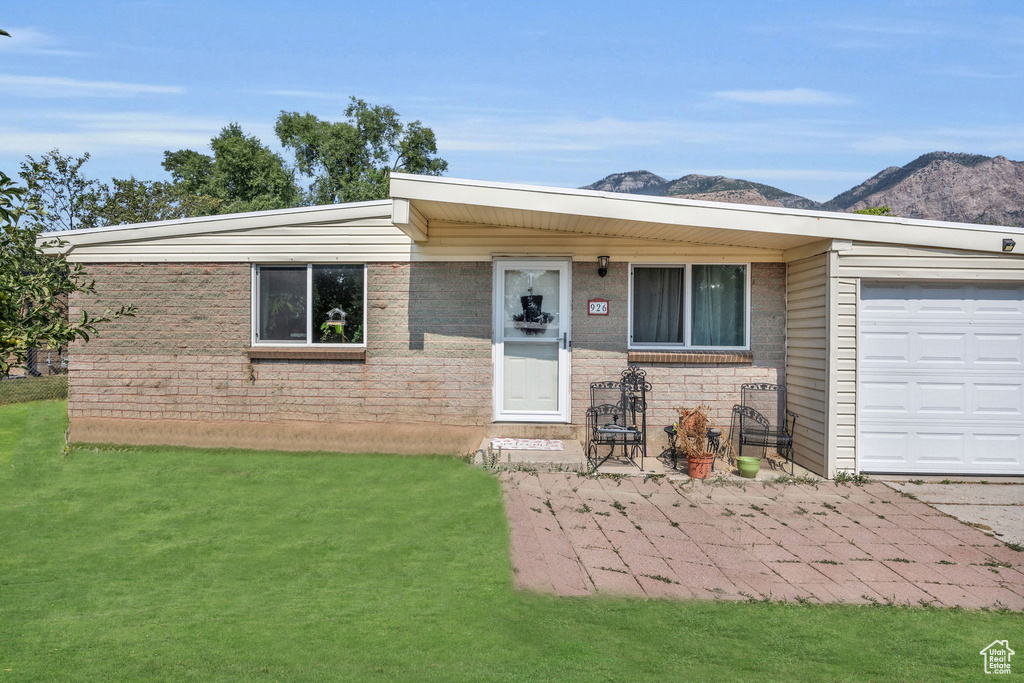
[251,263,368,348]
[627,262,751,351]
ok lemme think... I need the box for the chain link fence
[0,349,69,405]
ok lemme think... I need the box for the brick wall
[70,260,785,450]
[69,262,493,429]
[570,262,786,444]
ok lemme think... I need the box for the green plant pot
[736,456,761,479]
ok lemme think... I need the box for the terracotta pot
[687,453,715,479]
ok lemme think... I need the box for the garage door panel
[973,333,1024,366]
[860,331,910,365]
[915,431,966,467]
[860,381,910,414]
[917,382,966,415]
[918,332,967,365]
[972,433,1024,468]
[860,427,1024,474]
[859,282,1024,475]
[975,383,1023,417]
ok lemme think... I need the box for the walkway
[502,472,1024,609]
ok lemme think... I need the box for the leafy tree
[163,123,300,214]
[853,206,892,216]
[86,177,221,226]
[19,149,101,231]
[275,97,448,204]
[0,172,134,375]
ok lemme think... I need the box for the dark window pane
[632,267,685,344]
[691,264,746,347]
[258,267,307,341]
[312,265,365,344]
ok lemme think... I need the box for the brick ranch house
[44,173,1024,478]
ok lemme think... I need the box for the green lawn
[0,402,1017,681]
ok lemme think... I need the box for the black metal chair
[731,383,797,473]
[585,366,650,470]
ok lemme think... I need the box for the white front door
[493,260,571,422]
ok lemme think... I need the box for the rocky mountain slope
[822,152,1024,226]
[583,171,816,209]
[583,152,1024,226]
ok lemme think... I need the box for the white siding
[835,277,858,472]
[836,243,1024,280]
[65,218,786,263]
[785,254,828,475]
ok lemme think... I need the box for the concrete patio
[501,471,1024,610]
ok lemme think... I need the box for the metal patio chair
[585,366,650,470]
[731,383,797,473]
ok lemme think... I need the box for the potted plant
[678,405,716,479]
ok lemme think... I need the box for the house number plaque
[588,299,609,315]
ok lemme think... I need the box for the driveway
[501,472,1024,610]
[884,481,1023,548]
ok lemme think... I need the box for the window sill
[246,347,367,361]
[627,350,753,365]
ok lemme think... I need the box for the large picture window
[629,264,748,349]
[255,264,366,346]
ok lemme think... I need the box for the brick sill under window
[246,347,366,361]
[627,350,753,365]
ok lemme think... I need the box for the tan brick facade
[69,260,785,452]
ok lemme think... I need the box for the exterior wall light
[598,255,609,277]
[1003,239,1016,252]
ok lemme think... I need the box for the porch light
[597,255,610,278]
[1003,239,1016,252]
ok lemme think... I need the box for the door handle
[561,332,571,349]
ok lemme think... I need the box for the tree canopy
[163,123,300,214]
[0,172,133,375]
[276,98,448,204]
[10,98,448,231]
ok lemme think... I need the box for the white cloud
[925,66,1022,80]
[0,26,85,56]
[0,74,183,98]
[0,111,223,155]
[851,127,1024,155]
[827,22,942,37]
[712,88,852,105]
[256,89,351,101]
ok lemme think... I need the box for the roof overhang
[39,200,393,253]
[389,172,1024,255]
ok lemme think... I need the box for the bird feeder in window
[324,307,347,332]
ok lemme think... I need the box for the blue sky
[2,0,1023,201]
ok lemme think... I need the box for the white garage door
[859,282,1024,475]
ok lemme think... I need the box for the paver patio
[501,472,1024,610]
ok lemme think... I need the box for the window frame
[251,263,368,348]
[627,262,751,351]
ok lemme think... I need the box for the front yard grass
[0,401,1017,681]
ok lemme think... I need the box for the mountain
[582,171,669,195]
[582,171,816,209]
[582,152,1024,226]
[822,152,1024,226]
[662,174,819,210]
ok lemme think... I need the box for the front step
[475,437,589,472]
[485,423,582,440]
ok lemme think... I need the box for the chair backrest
[734,404,770,431]
[590,380,626,426]
[741,383,785,432]
[620,366,650,430]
